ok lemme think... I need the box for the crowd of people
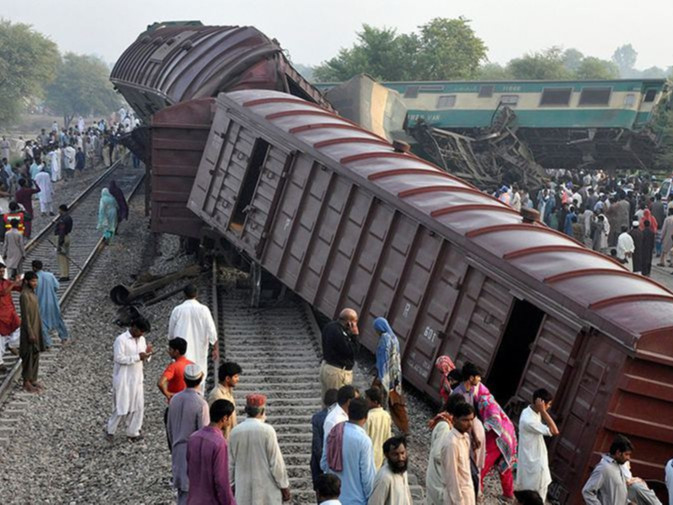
[98,287,673,505]
[494,169,673,276]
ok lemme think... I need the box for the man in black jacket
[319,308,359,397]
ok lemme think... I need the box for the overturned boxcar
[111,22,333,239]
[186,89,673,503]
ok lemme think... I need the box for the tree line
[309,18,672,83]
[0,19,120,128]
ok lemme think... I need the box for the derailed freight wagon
[111,22,333,240]
[186,89,673,503]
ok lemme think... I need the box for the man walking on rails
[19,271,45,393]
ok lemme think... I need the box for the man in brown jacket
[19,271,45,392]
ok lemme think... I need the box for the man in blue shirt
[311,388,339,495]
[321,398,376,505]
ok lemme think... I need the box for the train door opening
[230,138,270,231]
[487,299,545,404]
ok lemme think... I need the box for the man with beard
[582,434,633,504]
[368,436,413,505]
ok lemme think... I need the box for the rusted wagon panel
[187,90,673,503]
[111,22,332,125]
[150,98,215,237]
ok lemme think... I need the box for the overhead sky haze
[3,0,671,71]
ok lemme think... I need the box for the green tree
[0,19,59,126]
[45,53,120,127]
[314,17,486,82]
[640,66,668,78]
[653,103,673,169]
[562,48,584,72]
[507,47,572,80]
[574,57,620,79]
[612,44,638,77]
[415,17,487,80]
[314,25,411,82]
[476,62,513,80]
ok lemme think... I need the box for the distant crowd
[494,168,673,275]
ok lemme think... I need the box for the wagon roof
[220,89,673,355]
[110,24,332,111]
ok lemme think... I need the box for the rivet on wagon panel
[183,89,673,504]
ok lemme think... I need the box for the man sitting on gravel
[167,364,209,505]
[106,316,152,442]
[208,361,242,439]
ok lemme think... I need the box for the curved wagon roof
[110,23,332,124]
[225,89,673,356]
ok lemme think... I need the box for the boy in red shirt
[158,337,192,450]
[158,337,192,402]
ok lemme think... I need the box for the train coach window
[539,87,572,106]
[644,89,658,102]
[230,138,270,230]
[404,86,419,99]
[578,87,612,106]
[478,85,494,98]
[436,95,456,109]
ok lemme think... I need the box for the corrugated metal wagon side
[150,98,215,238]
[187,90,673,504]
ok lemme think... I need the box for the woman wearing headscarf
[475,383,518,502]
[639,208,658,233]
[97,188,119,242]
[435,355,457,404]
[108,181,128,224]
[373,317,408,434]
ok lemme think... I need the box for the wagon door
[547,334,623,503]
[188,106,247,228]
[188,110,291,256]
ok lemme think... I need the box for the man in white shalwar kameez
[515,389,559,502]
[229,394,291,505]
[617,225,636,272]
[168,284,218,385]
[77,116,85,134]
[49,147,61,182]
[34,169,54,216]
[106,317,152,440]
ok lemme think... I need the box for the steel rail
[0,162,144,405]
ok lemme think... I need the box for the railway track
[208,268,425,505]
[0,158,144,416]
[208,274,323,505]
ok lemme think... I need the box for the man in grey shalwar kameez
[582,434,633,505]
[167,364,209,505]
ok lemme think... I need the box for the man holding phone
[106,316,152,442]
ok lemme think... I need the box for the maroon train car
[186,89,673,503]
[110,21,332,125]
[111,21,333,239]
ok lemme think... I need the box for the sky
[2,0,672,70]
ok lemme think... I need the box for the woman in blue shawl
[97,188,119,242]
[373,317,409,434]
